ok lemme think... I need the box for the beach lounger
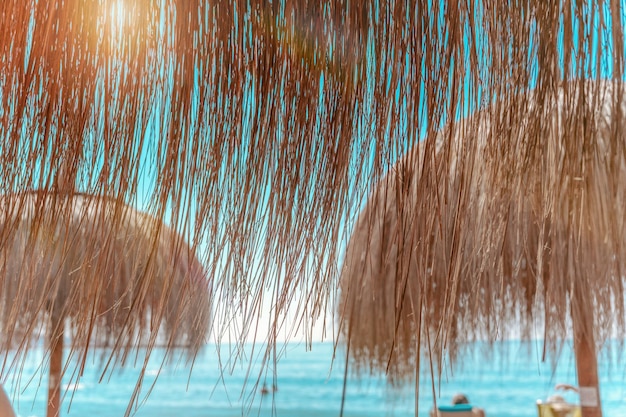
[430,404,474,417]
[536,400,582,417]
[431,411,473,417]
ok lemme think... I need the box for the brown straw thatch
[1,0,626,415]
[338,80,626,415]
[0,191,210,416]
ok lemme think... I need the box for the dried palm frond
[0,0,625,414]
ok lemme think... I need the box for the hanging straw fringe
[1,0,625,409]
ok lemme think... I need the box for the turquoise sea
[3,341,626,417]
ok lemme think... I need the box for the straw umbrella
[0,190,211,417]
[338,80,626,417]
[1,0,625,358]
[2,3,626,414]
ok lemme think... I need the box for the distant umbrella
[0,191,211,417]
[338,81,626,417]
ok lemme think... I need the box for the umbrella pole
[46,323,63,417]
[572,285,602,417]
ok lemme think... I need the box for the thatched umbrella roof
[0,191,210,417]
[338,80,626,416]
[2,1,623,348]
[1,2,626,414]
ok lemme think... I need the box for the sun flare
[109,1,126,30]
